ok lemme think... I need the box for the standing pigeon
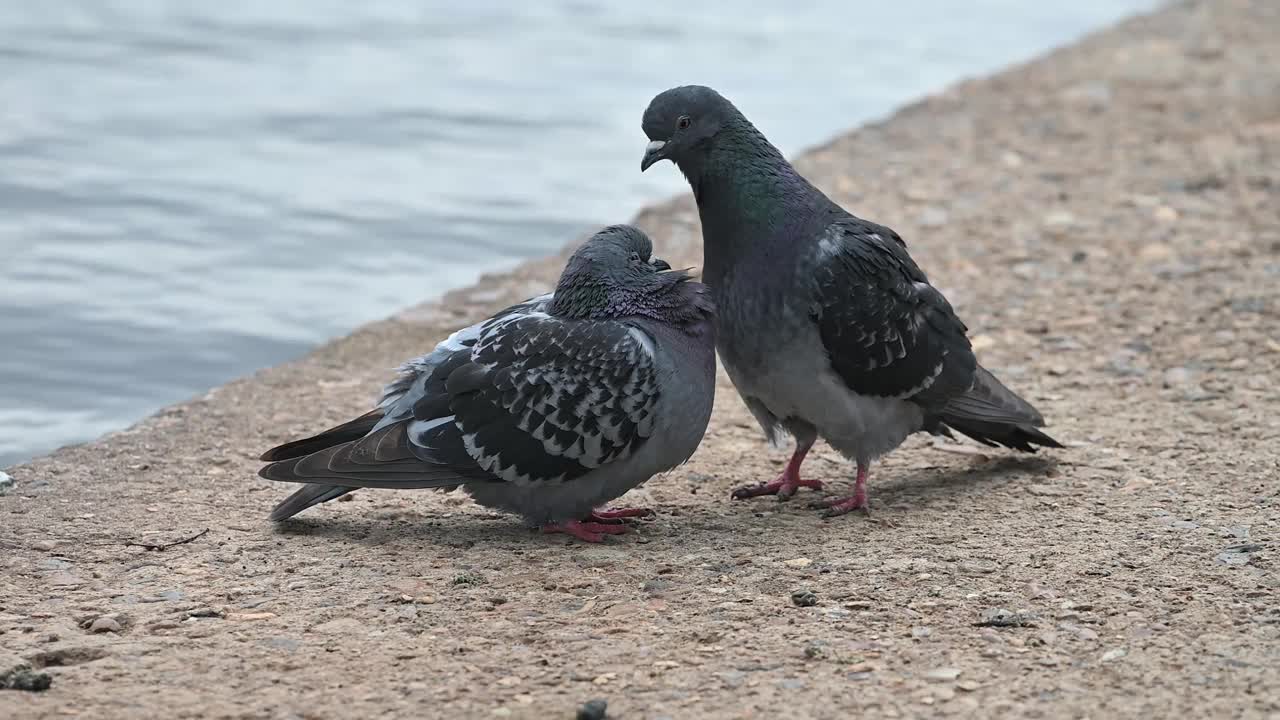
[259,225,716,542]
[640,85,1060,516]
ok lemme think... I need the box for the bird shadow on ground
[264,456,1057,546]
[873,455,1059,508]
[268,505,816,548]
[270,512,543,549]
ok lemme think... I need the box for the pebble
[576,698,608,720]
[1042,210,1077,235]
[791,590,819,608]
[186,607,225,619]
[89,616,123,634]
[1217,543,1262,566]
[1162,366,1195,387]
[924,667,962,682]
[783,558,812,568]
[1101,648,1128,663]
[0,471,14,496]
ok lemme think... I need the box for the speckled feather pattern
[260,227,717,524]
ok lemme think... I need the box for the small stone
[186,607,225,619]
[1217,544,1262,566]
[957,680,981,692]
[783,558,812,568]
[791,590,819,608]
[576,698,608,720]
[228,612,277,622]
[1042,210,1077,235]
[1026,484,1066,497]
[1162,367,1195,387]
[934,687,956,701]
[911,626,932,639]
[1169,519,1199,531]
[89,616,122,634]
[1153,206,1179,223]
[1101,648,1127,663]
[924,667,962,682]
[0,471,14,496]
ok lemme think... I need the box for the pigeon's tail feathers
[936,365,1063,452]
[259,409,385,461]
[268,484,354,521]
[259,420,483,502]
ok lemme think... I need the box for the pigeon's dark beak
[650,257,671,271]
[640,140,667,172]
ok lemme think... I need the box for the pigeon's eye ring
[629,251,642,263]
[677,115,691,130]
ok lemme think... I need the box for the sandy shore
[3,1,1278,717]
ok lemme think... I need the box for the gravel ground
[3,1,1278,718]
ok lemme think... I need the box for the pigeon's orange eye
[677,116,691,130]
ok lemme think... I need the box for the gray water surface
[0,1,1156,466]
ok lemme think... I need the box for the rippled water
[0,1,1156,466]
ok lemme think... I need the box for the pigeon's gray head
[640,85,742,172]
[550,225,679,319]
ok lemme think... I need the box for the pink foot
[588,507,655,522]
[811,492,868,517]
[732,437,820,501]
[810,462,872,518]
[541,520,630,543]
[732,474,823,500]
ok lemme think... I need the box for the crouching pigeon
[259,225,716,541]
[640,86,1060,517]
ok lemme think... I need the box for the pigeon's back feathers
[262,294,664,500]
[446,311,661,485]
[811,221,977,411]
